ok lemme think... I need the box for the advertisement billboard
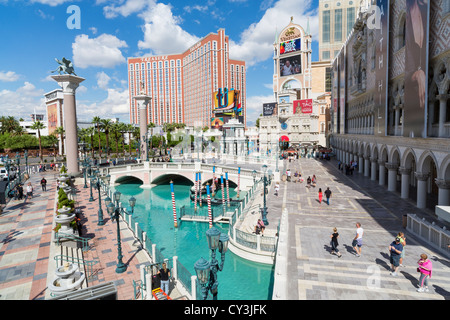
[47,103,58,135]
[403,0,430,138]
[280,54,301,76]
[373,0,390,136]
[263,103,278,116]
[211,117,224,130]
[280,38,301,55]
[293,99,313,114]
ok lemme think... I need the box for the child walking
[330,228,342,257]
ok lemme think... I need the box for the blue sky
[0,0,319,126]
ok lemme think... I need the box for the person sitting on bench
[254,219,265,235]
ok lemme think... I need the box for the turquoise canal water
[113,182,274,300]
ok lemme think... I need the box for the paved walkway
[276,156,450,300]
[0,171,184,300]
[0,157,449,300]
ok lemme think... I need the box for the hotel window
[347,7,355,35]
[322,51,330,60]
[322,11,330,43]
[334,9,342,42]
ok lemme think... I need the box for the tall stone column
[358,154,364,174]
[134,93,151,161]
[364,156,370,177]
[386,162,398,192]
[52,75,85,176]
[435,179,450,206]
[415,172,429,209]
[438,96,447,137]
[370,158,377,181]
[378,161,386,186]
[399,167,411,199]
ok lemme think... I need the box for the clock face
[281,122,288,130]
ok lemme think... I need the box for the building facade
[330,0,450,210]
[259,18,331,154]
[319,0,360,61]
[127,29,246,128]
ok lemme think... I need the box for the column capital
[414,172,430,181]
[370,157,378,163]
[435,179,450,189]
[385,162,398,170]
[398,166,411,175]
[378,160,386,166]
[52,75,85,95]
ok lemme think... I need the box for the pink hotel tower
[127,29,246,127]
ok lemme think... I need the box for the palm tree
[55,126,65,156]
[126,123,135,156]
[47,134,59,162]
[118,122,128,157]
[92,116,102,158]
[148,122,156,154]
[30,120,46,162]
[110,122,121,158]
[133,126,140,156]
[85,127,95,158]
[100,119,113,157]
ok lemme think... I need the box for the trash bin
[402,214,407,229]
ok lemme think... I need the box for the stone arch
[115,175,144,185]
[378,145,388,163]
[389,146,401,165]
[417,151,439,175]
[371,144,379,160]
[151,173,194,186]
[401,148,417,169]
[439,154,450,181]
[364,142,371,158]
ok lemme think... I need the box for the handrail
[54,254,100,281]
[55,232,91,252]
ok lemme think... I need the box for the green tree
[30,120,46,162]
[100,119,113,157]
[55,126,65,155]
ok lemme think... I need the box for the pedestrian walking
[274,183,280,196]
[324,187,332,205]
[352,222,363,257]
[40,177,47,191]
[157,262,171,295]
[26,182,33,199]
[388,237,403,276]
[330,227,342,257]
[318,188,323,204]
[416,253,432,292]
[17,184,23,200]
[397,232,406,267]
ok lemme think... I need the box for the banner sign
[263,103,277,116]
[293,99,313,114]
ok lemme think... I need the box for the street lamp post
[24,150,28,175]
[15,152,21,185]
[93,174,104,226]
[105,191,136,274]
[261,164,269,226]
[194,226,229,300]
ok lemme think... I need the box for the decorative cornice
[414,172,430,181]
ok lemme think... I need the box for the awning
[279,135,289,142]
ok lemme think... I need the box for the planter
[48,262,86,295]
[55,207,76,235]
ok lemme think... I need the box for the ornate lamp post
[129,196,136,215]
[252,169,257,185]
[105,191,134,274]
[93,174,104,226]
[261,164,269,226]
[194,226,229,300]
[5,156,11,193]
[24,150,28,175]
[88,168,95,202]
[15,152,21,185]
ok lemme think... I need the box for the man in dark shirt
[389,237,404,276]
[324,187,332,205]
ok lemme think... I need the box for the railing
[99,178,202,300]
[407,214,450,258]
[54,254,100,281]
[55,232,91,252]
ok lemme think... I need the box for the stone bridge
[103,162,257,189]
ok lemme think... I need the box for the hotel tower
[127,29,246,128]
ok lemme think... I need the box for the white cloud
[0,82,46,118]
[0,71,20,82]
[30,0,72,6]
[229,0,318,67]
[137,3,200,55]
[72,33,128,69]
[103,0,156,18]
[77,88,129,120]
[96,71,111,90]
[245,94,274,123]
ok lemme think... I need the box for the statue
[51,57,77,76]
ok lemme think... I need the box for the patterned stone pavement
[274,157,450,300]
[0,157,449,301]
